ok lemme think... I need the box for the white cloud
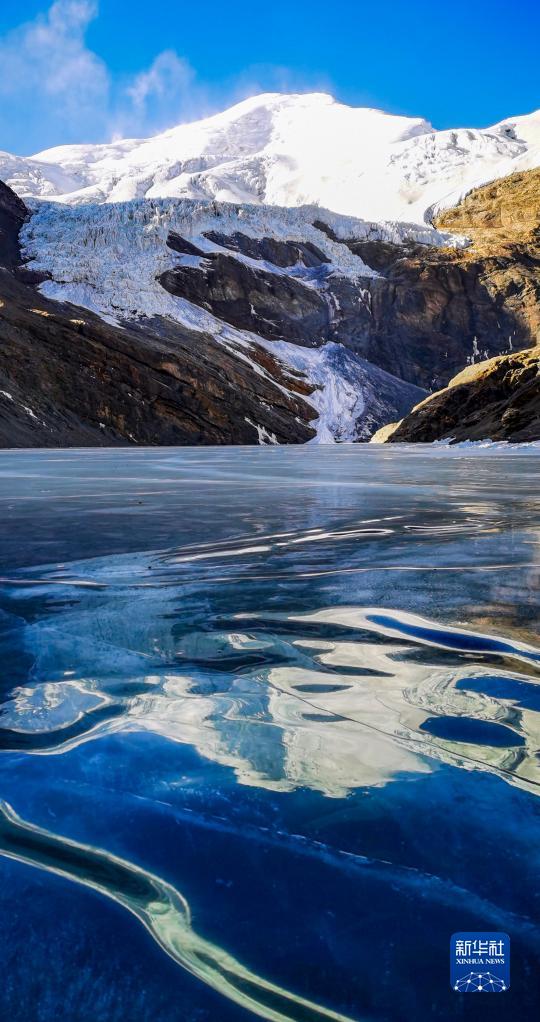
[118,49,207,138]
[0,1,110,149]
[0,1,207,149]
[127,50,194,112]
[0,1,330,153]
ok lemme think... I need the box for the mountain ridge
[2,92,540,223]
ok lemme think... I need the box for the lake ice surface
[0,445,539,1020]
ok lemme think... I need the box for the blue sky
[0,0,538,154]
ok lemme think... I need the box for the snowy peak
[1,92,540,224]
[31,91,431,161]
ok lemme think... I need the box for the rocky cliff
[1,161,539,447]
[328,168,540,390]
[0,182,318,447]
[371,346,540,444]
[371,169,540,443]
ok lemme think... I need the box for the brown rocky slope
[0,181,318,447]
[371,168,540,443]
[371,345,540,444]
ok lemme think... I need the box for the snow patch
[260,340,425,444]
[244,418,279,445]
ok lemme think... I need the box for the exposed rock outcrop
[372,346,540,443]
[159,253,330,345]
[338,246,528,390]
[203,231,329,268]
[0,180,27,269]
[371,169,540,443]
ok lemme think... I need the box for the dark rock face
[341,239,418,273]
[379,346,540,443]
[166,232,206,257]
[0,183,317,448]
[336,251,525,390]
[368,169,540,429]
[203,231,329,267]
[0,179,27,268]
[159,254,331,345]
[313,237,535,391]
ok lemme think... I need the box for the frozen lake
[0,445,539,1020]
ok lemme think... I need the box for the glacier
[19,196,428,442]
[21,194,462,323]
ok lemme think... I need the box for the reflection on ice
[1,447,540,1020]
[2,580,539,797]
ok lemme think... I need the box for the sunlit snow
[4,92,540,223]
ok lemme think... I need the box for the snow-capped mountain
[1,93,539,448]
[2,92,540,224]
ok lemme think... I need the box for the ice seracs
[2,92,540,224]
[19,193,463,331]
